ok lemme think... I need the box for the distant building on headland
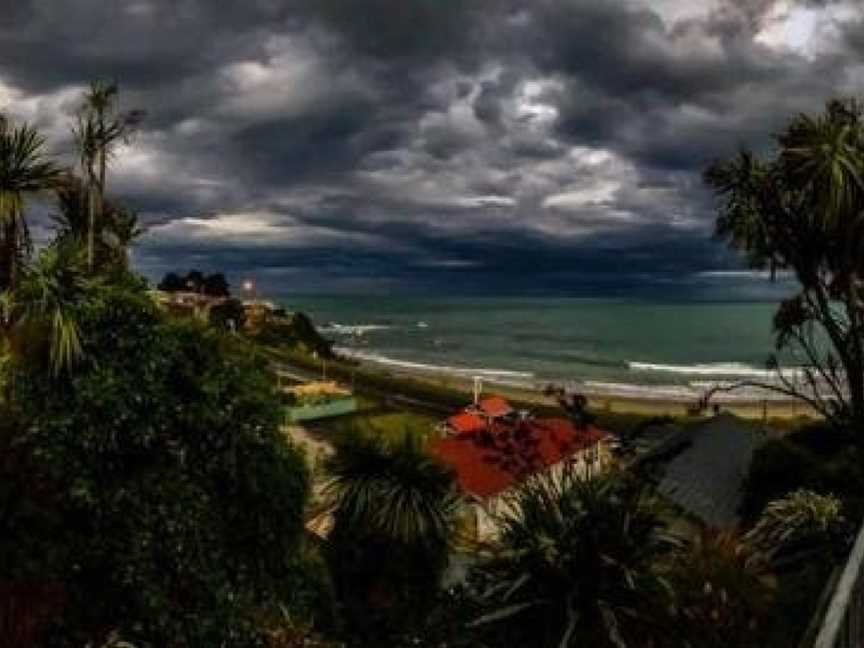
[152,290,283,323]
[431,396,614,542]
[152,289,228,309]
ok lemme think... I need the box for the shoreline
[347,355,819,422]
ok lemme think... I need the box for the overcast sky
[2,0,862,296]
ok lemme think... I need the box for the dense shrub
[785,421,857,457]
[209,297,247,331]
[469,472,675,648]
[323,432,457,646]
[158,270,230,296]
[743,433,864,523]
[0,282,316,646]
[742,440,820,520]
[667,531,774,648]
[248,312,333,358]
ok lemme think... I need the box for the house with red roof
[441,395,518,436]
[431,396,614,541]
[445,411,487,435]
[477,396,514,419]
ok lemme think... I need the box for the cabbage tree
[705,99,864,432]
[0,115,60,292]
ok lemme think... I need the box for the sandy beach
[352,358,820,423]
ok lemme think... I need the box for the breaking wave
[335,347,535,387]
[627,361,777,378]
[320,323,392,335]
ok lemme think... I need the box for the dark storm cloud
[305,0,489,63]
[2,0,862,294]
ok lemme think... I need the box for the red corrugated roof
[447,412,486,434]
[478,396,513,418]
[432,418,607,498]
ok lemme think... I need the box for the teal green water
[276,296,788,396]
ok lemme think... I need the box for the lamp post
[242,278,256,303]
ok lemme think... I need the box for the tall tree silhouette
[72,81,143,270]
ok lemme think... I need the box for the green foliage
[768,560,835,647]
[72,80,144,271]
[1,281,315,645]
[156,271,185,292]
[158,269,231,297]
[5,241,91,375]
[323,431,457,644]
[326,432,456,547]
[0,114,61,291]
[249,312,334,358]
[743,433,864,523]
[311,408,437,445]
[52,175,144,273]
[705,98,864,429]
[742,439,821,520]
[0,82,334,647]
[745,489,847,565]
[470,470,678,648]
[666,531,774,648]
[209,297,246,331]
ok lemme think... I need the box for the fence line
[813,521,864,647]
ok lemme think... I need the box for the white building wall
[467,441,613,543]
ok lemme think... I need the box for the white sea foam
[688,381,800,401]
[320,323,392,335]
[581,381,698,400]
[337,347,802,402]
[581,380,797,402]
[628,361,777,378]
[335,347,535,386]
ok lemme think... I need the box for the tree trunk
[810,283,860,429]
[2,218,18,293]
[87,181,96,271]
[844,276,864,434]
[96,111,108,268]
[98,146,106,239]
[847,365,864,433]
[99,145,106,201]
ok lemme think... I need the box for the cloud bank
[2,0,861,295]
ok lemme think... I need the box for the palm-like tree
[668,530,774,648]
[704,99,864,431]
[105,208,143,269]
[325,431,457,545]
[5,241,90,376]
[0,115,61,292]
[779,99,864,229]
[744,489,848,566]
[52,174,143,270]
[72,81,143,270]
[471,470,678,648]
[71,110,98,270]
[323,431,458,642]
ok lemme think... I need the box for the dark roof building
[653,414,765,529]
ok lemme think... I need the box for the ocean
[276,295,796,401]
